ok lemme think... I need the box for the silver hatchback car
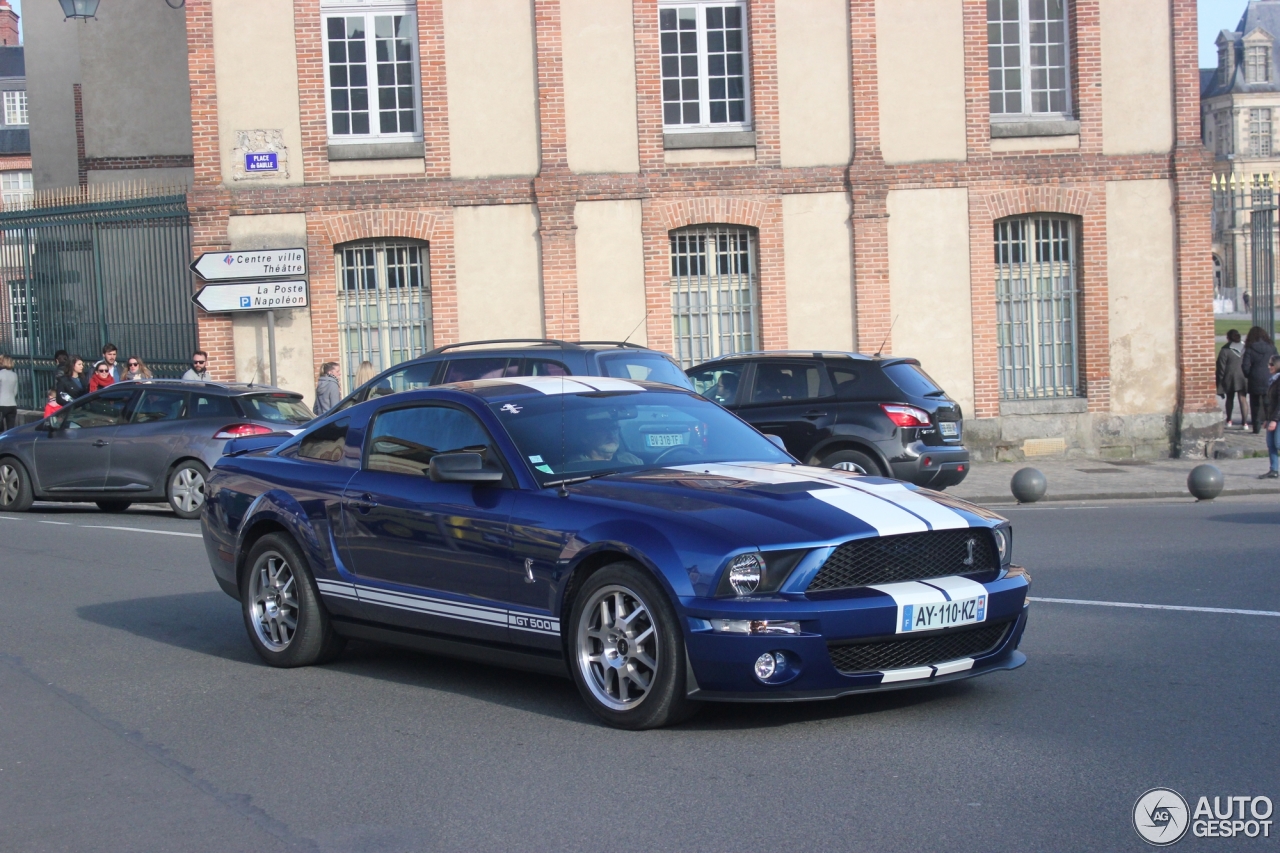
[0,380,312,518]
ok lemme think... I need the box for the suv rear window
[883,362,945,398]
[598,353,692,389]
[236,394,314,425]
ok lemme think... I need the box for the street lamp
[58,0,102,20]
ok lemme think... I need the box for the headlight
[993,526,1011,565]
[727,553,763,595]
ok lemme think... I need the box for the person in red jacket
[41,388,59,418]
[88,362,115,393]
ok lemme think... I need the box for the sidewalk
[949,451,1280,505]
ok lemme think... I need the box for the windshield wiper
[544,471,619,495]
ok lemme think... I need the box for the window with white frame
[659,2,751,132]
[1217,110,1235,157]
[336,240,432,390]
[0,171,31,206]
[669,225,758,366]
[1246,44,1272,84]
[322,1,420,142]
[995,215,1080,401]
[3,90,26,126]
[1219,42,1234,87]
[987,0,1072,119]
[1251,109,1272,157]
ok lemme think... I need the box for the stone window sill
[328,141,424,161]
[1000,397,1088,416]
[663,131,756,150]
[990,119,1080,139]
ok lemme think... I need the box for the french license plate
[901,594,986,632]
[939,421,959,438]
[646,433,685,447]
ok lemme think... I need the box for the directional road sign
[190,248,307,282]
[192,280,309,314]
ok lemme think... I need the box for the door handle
[92,439,109,447]
[346,493,378,514]
[803,411,828,420]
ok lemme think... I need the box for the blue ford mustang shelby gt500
[201,377,1029,729]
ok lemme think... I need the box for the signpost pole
[266,310,278,386]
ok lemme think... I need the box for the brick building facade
[182,0,1216,461]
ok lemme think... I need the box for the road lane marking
[36,520,70,525]
[1030,596,1280,618]
[80,525,202,538]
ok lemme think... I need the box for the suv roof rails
[701,350,866,362]
[423,338,585,356]
[573,340,650,350]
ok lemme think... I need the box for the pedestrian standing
[1217,329,1250,428]
[94,343,121,382]
[1241,327,1278,433]
[182,350,210,381]
[0,355,17,432]
[1260,355,1280,479]
[124,356,152,381]
[55,355,87,406]
[88,361,116,393]
[354,360,376,389]
[53,350,68,374]
[314,362,342,416]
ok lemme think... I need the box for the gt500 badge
[509,613,557,633]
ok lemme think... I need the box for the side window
[438,358,517,384]
[366,405,494,476]
[599,353,693,388]
[190,394,238,420]
[829,367,861,400]
[298,419,350,463]
[747,362,831,404]
[62,389,135,429]
[524,359,569,377]
[688,363,745,406]
[365,361,438,401]
[131,390,188,424]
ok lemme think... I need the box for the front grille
[806,529,997,592]
[826,621,1012,674]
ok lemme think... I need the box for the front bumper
[682,578,1028,701]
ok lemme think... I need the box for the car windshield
[237,393,314,424]
[883,362,947,398]
[598,353,694,390]
[489,389,791,485]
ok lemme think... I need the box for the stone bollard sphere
[1187,464,1224,501]
[1010,467,1047,504]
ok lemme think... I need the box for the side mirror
[428,451,504,484]
[765,434,788,451]
[38,417,60,433]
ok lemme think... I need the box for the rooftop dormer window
[1220,42,1233,87]
[1247,44,1272,84]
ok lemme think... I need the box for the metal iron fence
[1213,173,1277,335]
[669,225,758,367]
[0,184,196,410]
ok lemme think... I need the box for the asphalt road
[1,497,1277,852]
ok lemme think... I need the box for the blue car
[201,377,1029,729]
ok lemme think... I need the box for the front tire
[240,533,345,667]
[569,562,699,729]
[167,460,208,519]
[0,457,33,512]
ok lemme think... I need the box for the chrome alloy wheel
[577,584,660,711]
[831,461,868,473]
[171,467,206,513]
[0,462,19,506]
[248,551,299,652]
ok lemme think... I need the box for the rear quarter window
[237,394,314,424]
[883,363,946,399]
[598,353,693,389]
[189,393,237,420]
[297,418,349,463]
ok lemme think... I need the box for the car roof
[422,339,666,356]
[115,379,303,396]
[364,376,690,406]
[689,351,920,367]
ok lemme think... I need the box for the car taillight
[880,404,932,428]
[214,423,275,439]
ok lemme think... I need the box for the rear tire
[0,457,33,512]
[240,532,345,667]
[569,562,700,729]
[95,500,132,513]
[819,449,882,476]
[167,460,208,519]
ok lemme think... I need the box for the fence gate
[1213,173,1277,336]
[0,185,196,410]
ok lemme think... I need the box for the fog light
[754,652,777,680]
[728,554,763,596]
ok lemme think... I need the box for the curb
[956,486,1280,505]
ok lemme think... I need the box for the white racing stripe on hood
[671,462,813,484]
[869,580,948,608]
[921,575,988,602]
[504,376,596,395]
[769,465,970,531]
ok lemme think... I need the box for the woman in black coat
[54,354,87,407]
[1217,328,1249,427]
[1241,327,1278,433]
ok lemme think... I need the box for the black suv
[687,352,969,488]
[328,339,693,415]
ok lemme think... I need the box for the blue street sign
[245,152,278,173]
[239,296,251,308]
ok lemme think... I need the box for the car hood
[568,461,1002,548]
